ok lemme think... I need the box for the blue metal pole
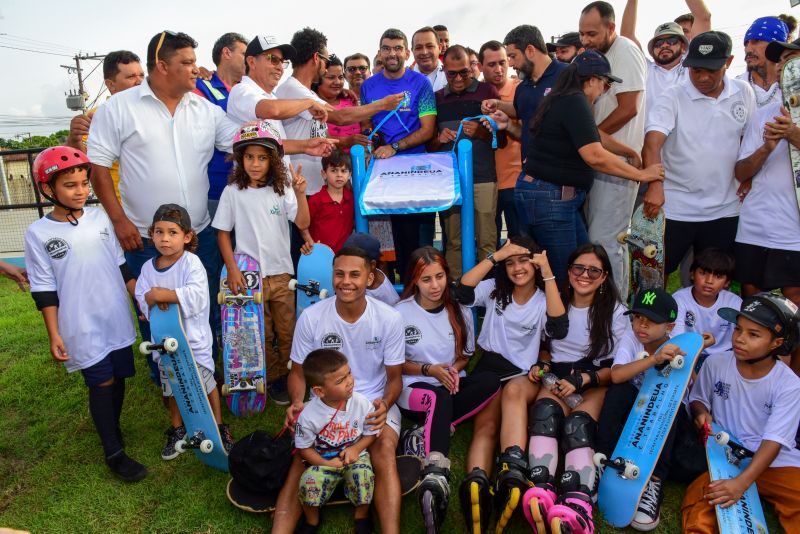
[351,145,368,233]
[457,139,475,275]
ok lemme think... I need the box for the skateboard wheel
[217,292,224,305]
[592,452,607,468]
[175,439,186,453]
[636,350,649,361]
[221,384,230,397]
[790,95,800,107]
[288,279,298,291]
[256,382,266,395]
[163,337,179,353]
[715,431,730,446]
[624,463,640,479]
[643,244,658,258]
[200,439,214,454]
[253,291,262,305]
[138,341,152,355]
[670,355,685,369]
[616,231,629,244]
[319,288,329,299]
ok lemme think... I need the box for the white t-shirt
[550,302,630,368]
[470,279,549,371]
[211,183,298,275]
[135,252,214,373]
[736,71,781,109]
[611,328,648,388]
[646,76,756,222]
[671,287,741,355]
[226,75,292,171]
[294,392,377,459]
[412,63,447,92]
[275,77,329,195]
[87,81,238,237]
[367,269,400,306]
[24,208,136,372]
[736,100,800,251]
[394,297,475,388]
[690,352,800,468]
[290,296,405,402]
[645,58,687,118]
[593,36,647,152]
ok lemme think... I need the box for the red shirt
[308,187,354,252]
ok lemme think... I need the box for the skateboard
[781,55,800,214]
[218,253,266,416]
[704,423,769,534]
[289,243,335,318]
[618,203,665,304]
[596,332,703,527]
[140,304,228,472]
[226,454,422,513]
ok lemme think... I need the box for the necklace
[749,72,780,107]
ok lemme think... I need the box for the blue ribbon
[367,93,412,153]
[451,114,498,152]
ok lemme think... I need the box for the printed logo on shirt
[764,401,774,415]
[44,237,70,260]
[713,380,730,400]
[270,204,281,216]
[404,325,422,345]
[365,336,382,350]
[543,88,552,96]
[730,101,747,123]
[493,301,504,317]
[321,333,343,350]
[685,311,696,328]
[100,227,110,241]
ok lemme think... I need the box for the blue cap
[744,17,788,45]
[342,232,381,261]
[574,50,622,83]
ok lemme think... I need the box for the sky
[0,0,795,138]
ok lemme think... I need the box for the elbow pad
[545,313,569,340]
[32,291,59,310]
[451,280,475,305]
[119,262,135,284]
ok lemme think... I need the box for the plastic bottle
[541,372,583,409]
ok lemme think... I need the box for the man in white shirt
[579,1,647,297]
[411,26,447,92]
[736,17,789,108]
[643,31,756,278]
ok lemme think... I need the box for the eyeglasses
[154,30,178,64]
[470,60,480,67]
[445,68,471,79]
[317,52,330,67]
[346,65,369,73]
[380,45,405,53]
[653,36,682,48]
[262,53,289,69]
[569,264,605,280]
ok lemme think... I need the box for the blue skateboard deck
[143,304,228,472]
[706,423,769,534]
[290,244,335,318]
[219,253,266,417]
[597,332,703,527]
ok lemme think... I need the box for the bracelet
[379,399,389,411]
[542,275,556,282]
[422,363,431,376]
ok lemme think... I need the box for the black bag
[229,430,294,494]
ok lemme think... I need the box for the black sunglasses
[653,36,682,49]
[569,264,605,280]
[445,68,471,79]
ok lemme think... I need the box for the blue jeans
[514,177,589,283]
[496,187,521,246]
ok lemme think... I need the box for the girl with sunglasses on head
[521,243,629,534]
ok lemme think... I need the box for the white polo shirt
[412,63,447,92]
[226,75,292,171]
[646,76,756,222]
[87,80,238,237]
[645,58,687,117]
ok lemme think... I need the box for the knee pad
[562,411,596,453]
[528,398,565,438]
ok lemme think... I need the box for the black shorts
[734,242,800,289]
[80,346,135,387]
[472,349,524,383]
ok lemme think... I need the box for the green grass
[0,277,782,533]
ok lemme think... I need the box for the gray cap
[647,22,688,57]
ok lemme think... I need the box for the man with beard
[579,1,646,298]
[736,17,789,109]
[412,26,447,92]
[546,32,584,63]
[344,53,371,97]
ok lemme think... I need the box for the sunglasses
[262,53,289,69]
[653,36,682,48]
[317,52,331,67]
[346,65,369,73]
[445,68,471,79]
[154,30,178,64]
[569,264,605,280]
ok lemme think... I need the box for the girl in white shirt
[522,243,628,534]
[395,247,502,532]
[212,121,311,405]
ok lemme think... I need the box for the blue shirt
[513,60,567,164]
[360,69,437,154]
[195,73,233,201]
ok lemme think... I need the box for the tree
[0,130,69,150]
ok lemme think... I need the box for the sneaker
[219,423,234,453]
[161,425,186,460]
[105,450,148,482]
[268,375,290,406]
[399,424,426,457]
[631,477,663,531]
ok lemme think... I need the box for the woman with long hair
[395,246,501,533]
[521,243,629,534]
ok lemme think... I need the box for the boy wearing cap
[547,32,584,63]
[343,233,401,306]
[643,31,756,278]
[682,293,800,533]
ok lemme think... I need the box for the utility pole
[62,53,105,111]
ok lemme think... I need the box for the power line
[0,44,73,57]
[0,33,79,52]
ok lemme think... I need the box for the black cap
[625,288,678,324]
[152,203,191,229]
[683,31,732,70]
[574,50,622,83]
[343,232,381,261]
[226,431,294,513]
[766,37,800,63]
[547,32,582,52]
[245,35,297,63]
[718,293,799,338]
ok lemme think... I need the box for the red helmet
[33,146,90,183]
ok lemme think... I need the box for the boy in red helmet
[24,146,147,482]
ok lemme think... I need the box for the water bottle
[541,372,583,409]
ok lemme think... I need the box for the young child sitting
[135,204,233,459]
[295,349,377,534]
[303,148,354,253]
[25,147,146,482]
[683,293,800,533]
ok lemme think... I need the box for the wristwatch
[486,253,498,266]
[390,141,400,152]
